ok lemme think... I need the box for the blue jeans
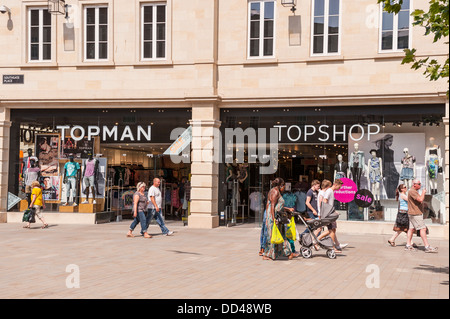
[260,210,267,249]
[129,211,148,235]
[147,208,170,234]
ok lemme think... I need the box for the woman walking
[24,181,48,229]
[262,178,296,261]
[127,182,151,238]
[388,184,410,246]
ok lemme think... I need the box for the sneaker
[73,203,77,207]
[165,231,174,236]
[81,200,89,204]
[92,200,97,204]
[424,246,438,253]
[405,245,416,251]
[339,243,348,249]
[62,202,68,206]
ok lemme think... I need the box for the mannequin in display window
[82,152,99,204]
[24,159,41,205]
[349,143,365,189]
[425,137,442,195]
[62,155,80,206]
[367,149,383,209]
[334,154,349,180]
[400,148,416,190]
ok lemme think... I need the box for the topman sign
[57,125,152,142]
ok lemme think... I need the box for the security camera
[0,5,11,14]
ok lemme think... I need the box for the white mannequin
[367,150,383,205]
[425,137,442,194]
[350,143,365,189]
[334,154,350,180]
[401,148,416,189]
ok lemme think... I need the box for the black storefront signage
[3,75,24,84]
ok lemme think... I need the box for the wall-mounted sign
[56,125,152,142]
[3,75,24,84]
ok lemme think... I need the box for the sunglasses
[414,183,421,185]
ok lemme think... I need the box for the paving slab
[0,220,448,300]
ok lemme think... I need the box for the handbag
[286,217,296,241]
[270,223,284,244]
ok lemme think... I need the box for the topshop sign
[273,124,381,142]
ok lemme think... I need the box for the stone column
[0,107,12,212]
[188,103,221,229]
[444,99,449,226]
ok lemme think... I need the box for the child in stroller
[297,202,340,259]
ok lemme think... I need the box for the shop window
[141,3,167,60]
[84,6,109,61]
[28,8,52,62]
[379,0,411,52]
[248,1,275,58]
[311,0,340,55]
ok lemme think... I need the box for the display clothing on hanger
[369,157,382,184]
[400,155,416,180]
[294,190,306,213]
[24,167,40,188]
[249,191,264,212]
[282,192,297,209]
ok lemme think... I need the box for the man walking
[405,179,437,252]
[147,178,174,236]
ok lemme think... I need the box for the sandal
[404,245,416,251]
[23,225,30,228]
[388,240,396,247]
[258,249,264,256]
[42,224,48,229]
[126,233,134,238]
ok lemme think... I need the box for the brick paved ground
[0,220,448,299]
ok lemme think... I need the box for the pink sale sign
[334,178,357,203]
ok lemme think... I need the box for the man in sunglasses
[406,179,438,252]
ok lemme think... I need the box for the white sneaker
[165,231,174,236]
[62,202,68,206]
[339,243,348,249]
[81,200,89,204]
[73,203,78,207]
[92,200,97,204]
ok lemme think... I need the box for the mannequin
[334,154,349,180]
[63,155,80,206]
[349,143,365,189]
[24,159,40,205]
[82,152,99,204]
[367,149,383,209]
[425,137,442,195]
[400,148,416,189]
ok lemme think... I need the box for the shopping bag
[22,209,31,222]
[286,217,296,241]
[271,223,284,244]
[28,208,36,223]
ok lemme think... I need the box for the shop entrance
[219,143,348,227]
[102,143,191,223]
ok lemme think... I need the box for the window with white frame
[311,0,340,55]
[248,1,275,58]
[141,3,166,60]
[380,0,411,51]
[84,6,108,61]
[28,8,52,62]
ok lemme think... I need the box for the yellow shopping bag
[286,217,296,241]
[271,223,284,244]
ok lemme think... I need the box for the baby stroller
[298,202,340,259]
